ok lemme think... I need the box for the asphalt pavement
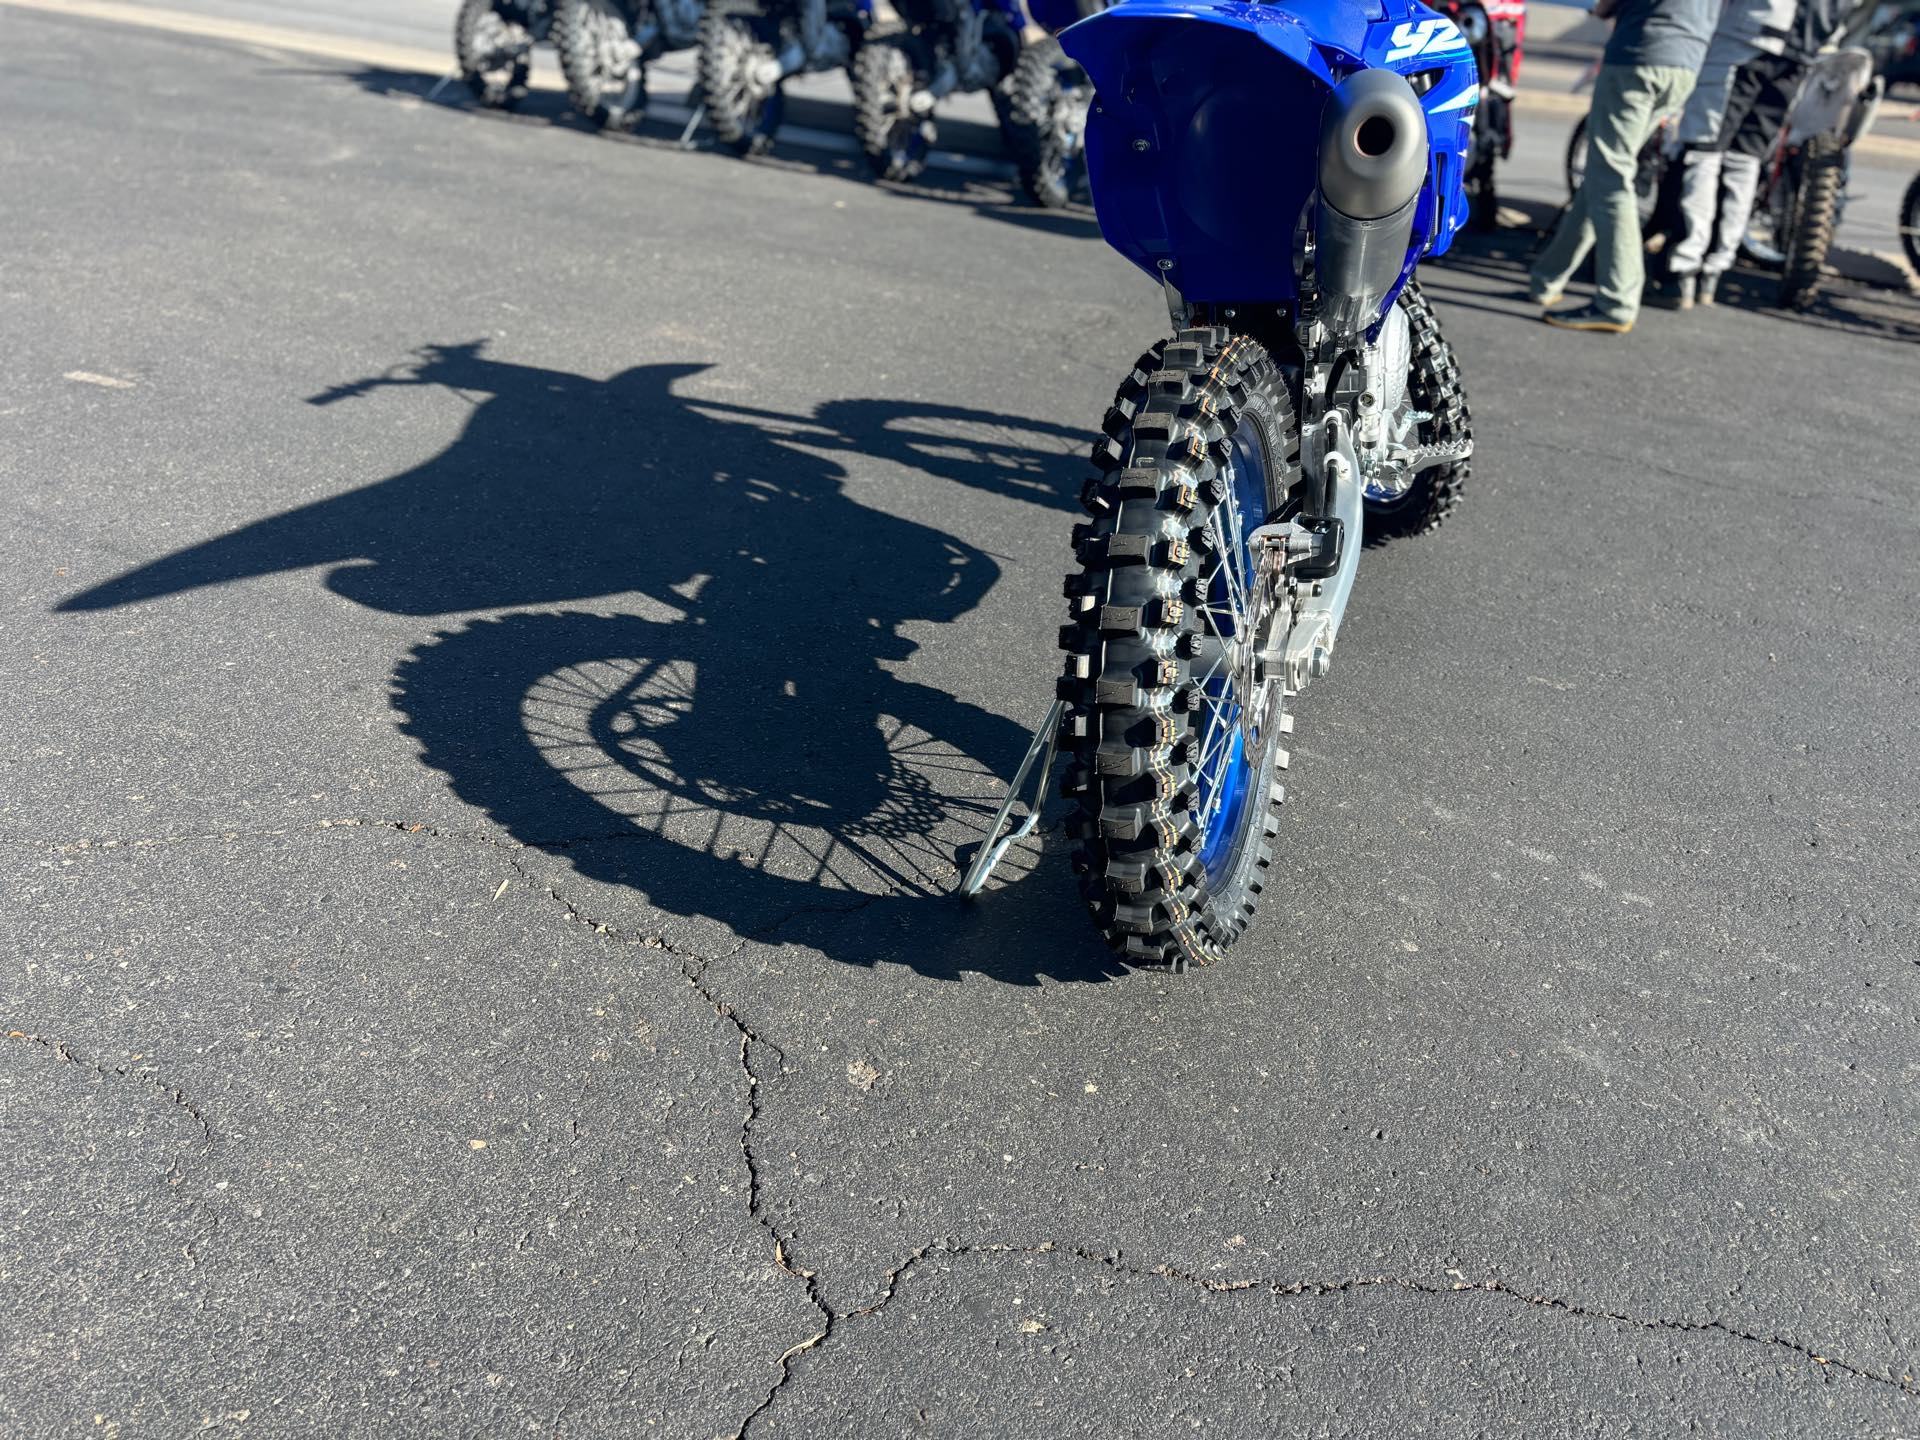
[3,3,1918,1437]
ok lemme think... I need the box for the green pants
[1531,64,1696,325]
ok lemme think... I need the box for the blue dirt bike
[698,0,874,155]
[1002,0,1103,207]
[848,0,1027,181]
[551,0,707,132]
[1049,0,1478,968]
[454,0,553,108]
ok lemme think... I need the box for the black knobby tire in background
[1740,159,1794,270]
[455,0,533,107]
[554,0,649,131]
[699,8,788,156]
[1005,39,1081,209]
[1467,156,1499,232]
[852,34,935,181]
[1780,135,1844,310]
[1564,118,1663,224]
[1362,282,1471,545]
[1058,328,1302,971]
[1901,169,1920,274]
[988,74,1016,136]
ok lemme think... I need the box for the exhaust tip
[1354,114,1396,159]
[1318,69,1428,221]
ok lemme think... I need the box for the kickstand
[677,104,707,149]
[958,698,1065,899]
[426,71,459,103]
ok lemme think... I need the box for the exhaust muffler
[1313,69,1428,334]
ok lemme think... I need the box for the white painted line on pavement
[2,0,1018,179]
[3,0,461,76]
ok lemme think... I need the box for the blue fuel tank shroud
[1058,0,1477,305]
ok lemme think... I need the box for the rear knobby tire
[1467,161,1499,232]
[1780,135,1844,311]
[554,0,649,131]
[1362,282,1471,544]
[1564,117,1585,199]
[1005,39,1080,209]
[852,35,935,181]
[698,9,787,155]
[1058,328,1303,971]
[1900,168,1920,275]
[455,0,533,107]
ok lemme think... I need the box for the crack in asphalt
[782,1240,1920,1406]
[31,813,1912,1421]
[487,850,841,1440]
[4,1028,215,1147]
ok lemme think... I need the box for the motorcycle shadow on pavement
[317,64,1101,241]
[57,341,1125,986]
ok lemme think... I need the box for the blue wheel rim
[1194,424,1268,887]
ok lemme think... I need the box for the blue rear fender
[1059,0,1478,306]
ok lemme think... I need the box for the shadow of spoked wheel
[394,609,1027,924]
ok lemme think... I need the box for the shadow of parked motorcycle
[59,342,1121,984]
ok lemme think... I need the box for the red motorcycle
[1438,0,1527,228]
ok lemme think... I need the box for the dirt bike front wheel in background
[1780,135,1846,309]
[1005,39,1087,209]
[554,0,649,130]
[698,9,789,155]
[852,35,936,181]
[455,0,535,107]
[1057,328,1302,970]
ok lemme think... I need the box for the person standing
[1529,0,1716,333]
[1666,0,1845,306]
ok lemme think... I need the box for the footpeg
[1404,436,1472,470]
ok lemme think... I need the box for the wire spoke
[1208,512,1248,630]
[1188,448,1270,853]
[1189,644,1230,698]
[1194,706,1239,782]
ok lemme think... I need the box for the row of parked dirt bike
[453,0,1102,206]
